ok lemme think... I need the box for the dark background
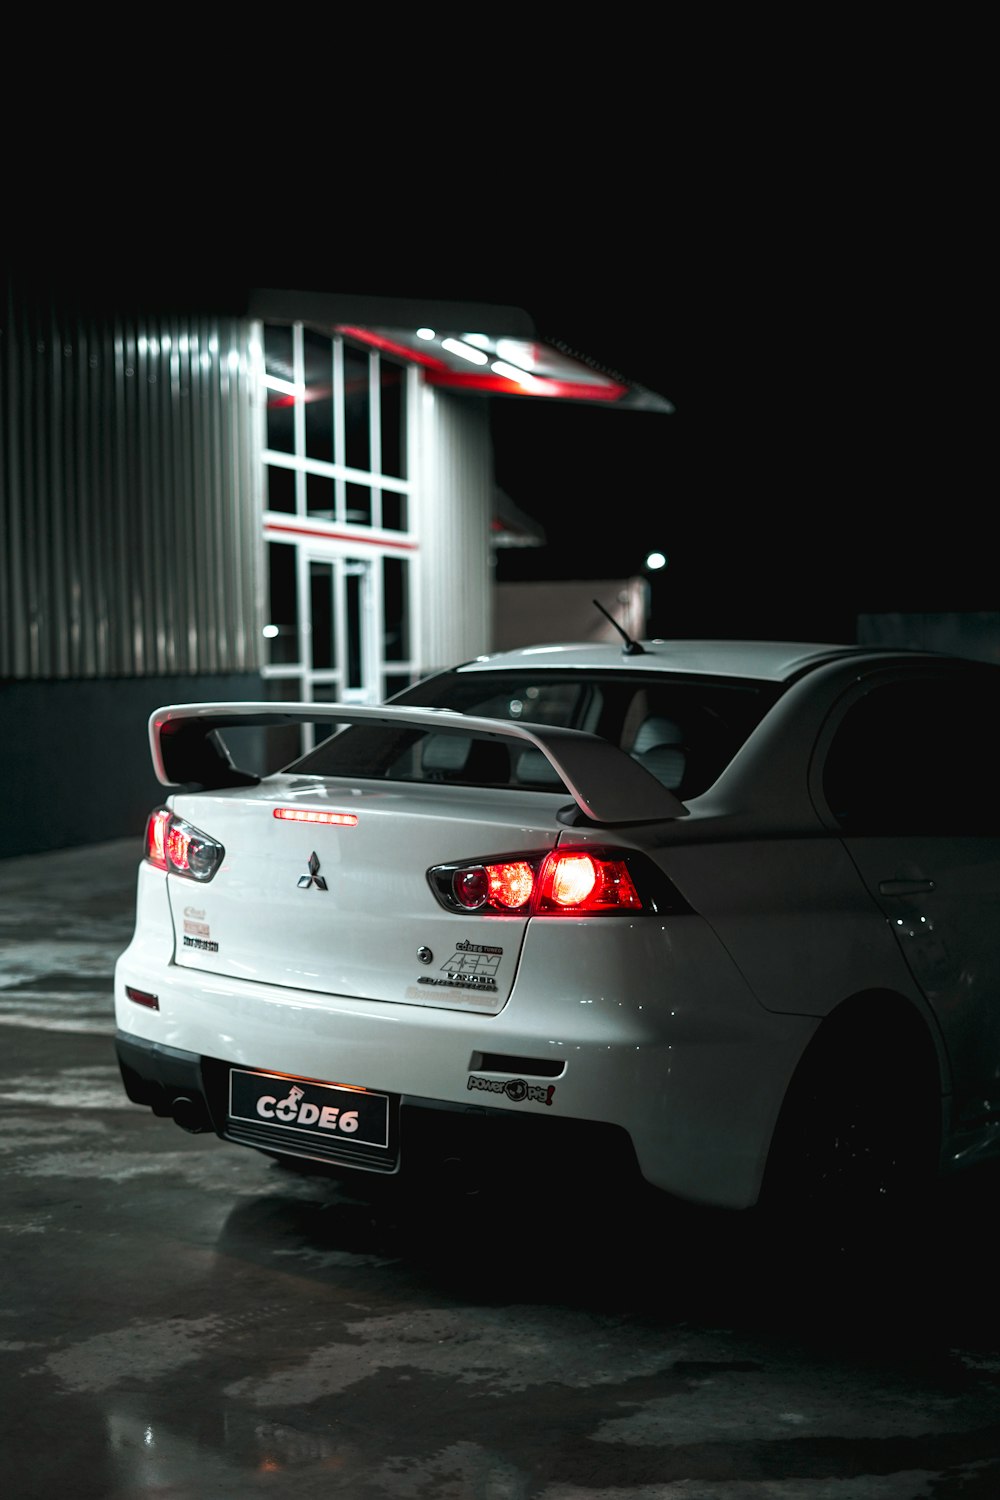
[488,284,986,640]
[401,262,985,642]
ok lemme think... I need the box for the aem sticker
[418,939,502,992]
[468,1076,555,1106]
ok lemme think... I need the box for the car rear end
[113,693,816,1209]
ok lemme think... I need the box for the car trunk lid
[166,778,562,1014]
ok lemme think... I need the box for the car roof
[452,640,948,684]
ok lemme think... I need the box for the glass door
[259,544,379,767]
[302,552,377,749]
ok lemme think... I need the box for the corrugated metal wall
[1,278,263,679]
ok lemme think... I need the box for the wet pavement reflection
[2,839,1000,1500]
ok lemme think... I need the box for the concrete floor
[2,838,1000,1500]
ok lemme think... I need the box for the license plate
[228,1068,390,1150]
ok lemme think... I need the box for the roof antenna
[593,597,646,656]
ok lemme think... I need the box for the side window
[823,675,1000,835]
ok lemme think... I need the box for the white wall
[493,578,650,651]
[416,386,494,672]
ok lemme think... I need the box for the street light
[643,552,668,636]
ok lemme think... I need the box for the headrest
[631,717,684,754]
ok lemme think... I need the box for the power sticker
[467,1076,555,1106]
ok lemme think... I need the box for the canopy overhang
[250,288,674,413]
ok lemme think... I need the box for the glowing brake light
[536,852,641,912]
[429,847,650,916]
[454,860,537,910]
[273,808,358,826]
[546,853,598,907]
[144,808,224,882]
[147,808,169,867]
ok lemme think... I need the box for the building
[0,275,673,858]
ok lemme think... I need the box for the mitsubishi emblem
[297,851,328,891]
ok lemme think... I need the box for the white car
[114,635,1000,1234]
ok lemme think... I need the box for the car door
[817,667,1000,1146]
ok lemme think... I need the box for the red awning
[250,289,674,413]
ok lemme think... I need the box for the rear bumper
[115,1030,645,1191]
[114,871,819,1209]
[116,1033,213,1132]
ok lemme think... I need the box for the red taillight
[489,861,535,909]
[166,822,194,871]
[453,867,491,908]
[431,847,649,916]
[452,861,536,911]
[145,808,171,869]
[144,808,224,882]
[536,852,641,913]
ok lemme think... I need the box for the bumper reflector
[125,986,160,1010]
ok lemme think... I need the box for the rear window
[280,670,775,798]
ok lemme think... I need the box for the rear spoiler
[149,702,689,825]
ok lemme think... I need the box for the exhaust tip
[435,1155,484,1198]
[171,1096,210,1134]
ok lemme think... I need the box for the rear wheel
[759,1008,941,1261]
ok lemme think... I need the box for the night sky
[11,215,986,644]
[478,269,988,641]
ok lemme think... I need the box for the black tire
[759,1012,940,1260]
